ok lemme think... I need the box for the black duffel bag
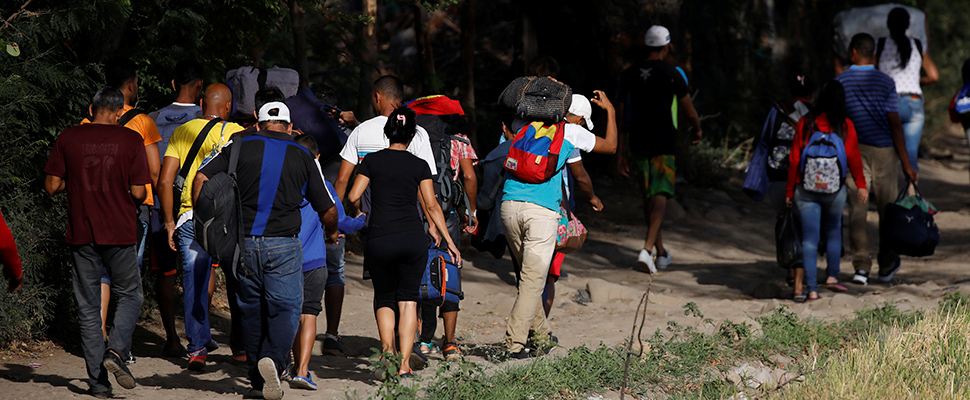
[775,207,803,270]
[882,184,940,257]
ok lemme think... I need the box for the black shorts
[301,266,327,316]
[366,231,427,310]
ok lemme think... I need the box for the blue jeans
[236,236,303,390]
[176,222,214,355]
[898,95,924,172]
[794,186,847,294]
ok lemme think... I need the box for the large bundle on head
[498,76,573,123]
[832,4,926,61]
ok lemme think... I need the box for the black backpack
[498,76,573,123]
[194,139,244,273]
[416,114,471,215]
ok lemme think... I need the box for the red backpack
[504,121,566,183]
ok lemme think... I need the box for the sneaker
[231,350,248,363]
[289,373,318,390]
[419,341,438,354]
[877,258,902,283]
[258,357,283,400]
[442,342,462,361]
[243,389,264,399]
[87,387,113,399]
[655,250,672,270]
[204,339,219,352]
[322,334,345,356]
[851,270,869,286]
[188,354,207,372]
[637,249,657,274]
[124,352,136,365]
[508,348,534,359]
[102,350,136,389]
[409,344,429,371]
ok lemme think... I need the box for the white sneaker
[637,249,657,274]
[655,250,672,270]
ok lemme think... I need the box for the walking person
[44,87,150,398]
[785,81,868,302]
[615,25,702,273]
[948,58,970,187]
[346,107,460,377]
[835,33,918,285]
[876,7,939,172]
[0,208,24,293]
[195,101,337,400]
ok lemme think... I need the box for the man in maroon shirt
[44,87,151,398]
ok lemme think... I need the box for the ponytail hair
[384,106,417,145]
[887,7,912,69]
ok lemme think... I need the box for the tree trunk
[291,0,309,87]
[459,0,478,145]
[357,0,379,120]
[413,1,438,94]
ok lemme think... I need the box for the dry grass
[776,306,970,400]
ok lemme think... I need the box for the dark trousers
[71,244,143,392]
[236,236,303,390]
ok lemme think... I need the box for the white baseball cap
[568,94,594,130]
[645,25,671,47]
[257,101,291,123]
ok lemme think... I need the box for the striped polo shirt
[834,65,898,147]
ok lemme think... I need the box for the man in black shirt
[194,102,337,400]
[616,25,702,274]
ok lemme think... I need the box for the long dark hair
[812,80,847,139]
[887,7,912,69]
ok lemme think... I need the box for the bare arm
[158,156,180,251]
[346,173,370,215]
[130,184,147,202]
[418,179,461,266]
[191,171,209,206]
[567,160,603,211]
[888,112,918,183]
[319,206,338,244]
[679,94,703,144]
[589,90,617,154]
[145,143,161,188]
[45,175,66,196]
[920,51,940,85]
[458,158,478,232]
[333,159,356,201]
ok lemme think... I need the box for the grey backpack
[498,76,573,123]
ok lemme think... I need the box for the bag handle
[894,181,924,203]
[173,118,223,217]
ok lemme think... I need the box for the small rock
[751,367,772,388]
[725,369,742,385]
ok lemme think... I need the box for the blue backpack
[420,246,464,305]
[955,83,970,115]
[798,125,848,194]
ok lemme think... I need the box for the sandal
[793,293,807,303]
[804,292,819,303]
[825,282,848,292]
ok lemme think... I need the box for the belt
[901,93,922,100]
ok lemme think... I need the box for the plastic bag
[775,208,803,270]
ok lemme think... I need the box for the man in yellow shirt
[158,83,243,371]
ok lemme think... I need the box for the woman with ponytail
[346,106,460,378]
[785,81,868,302]
[876,7,939,172]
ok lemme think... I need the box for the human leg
[175,222,214,363]
[847,146,876,278]
[235,238,266,390]
[221,260,245,359]
[103,245,143,365]
[71,245,112,393]
[898,96,924,172]
[100,280,110,340]
[501,201,559,354]
[293,266,325,381]
[323,236,346,354]
[869,147,901,279]
[419,303,438,351]
[256,237,304,377]
[794,188,822,296]
[821,188,848,284]
[397,301,418,374]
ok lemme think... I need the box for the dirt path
[1,130,969,399]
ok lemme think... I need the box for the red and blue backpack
[503,121,566,184]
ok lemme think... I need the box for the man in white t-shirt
[333,75,436,199]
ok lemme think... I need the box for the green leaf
[6,42,20,57]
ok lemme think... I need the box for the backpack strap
[227,138,244,278]
[172,118,223,217]
[876,37,886,69]
[119,108,144,126]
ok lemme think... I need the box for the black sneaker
[508,349,534,359]
[102,350,136,389]
[409,343,429,371]
[205,339,220,352]
[87,387,113,399]
[322,335,345,356]
[851,270,869,285]
[877,258,902,283]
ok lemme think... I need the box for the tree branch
[1,0,36,33]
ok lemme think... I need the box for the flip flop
[804,296,819,303]
[793,293,807,303]
[826,282,848,292]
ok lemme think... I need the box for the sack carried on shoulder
[775,207,803,270]
[504,121,566,183]
[420,246,464,306]
[498,76,573,123]
[882,184,940,257]
[555,205,587,253]
[226,66,300,117]
[194,140,244,269]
